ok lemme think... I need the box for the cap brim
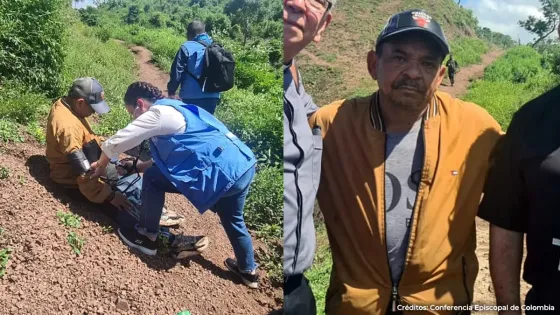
[378,27,450,56]
[90,100,110,115]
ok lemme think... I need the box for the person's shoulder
[436,91,501,133]
[310,95,372,127]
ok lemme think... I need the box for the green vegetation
[2,0,282,284]
[306,224,332,315]
[0,166,9,179]
[0,247,11,278]
[67,231,86,256]
[448,37,489,68]
[57,210,82,229]
[464,46,558,129]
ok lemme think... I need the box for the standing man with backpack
[446,53,458,87]
[167,20,235,115]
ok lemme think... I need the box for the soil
[0,43,282,315]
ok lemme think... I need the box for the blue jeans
[139,164,257,272]
[182,98,219,115]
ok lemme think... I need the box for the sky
[462,0,555,44]
[73,0,95,9]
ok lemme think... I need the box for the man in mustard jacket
[309,10,502,314]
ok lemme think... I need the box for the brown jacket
[45,98,112,203]
[309,91,502,314]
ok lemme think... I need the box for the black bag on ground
[193,40,235,93]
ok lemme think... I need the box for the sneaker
[118,228,157,256]
[159,207,186,227]
[171,235,209,259]
[224,258,259,289]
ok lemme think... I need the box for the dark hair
[187,20,205,39]
[123,81,164,108]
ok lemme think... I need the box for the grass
[67,232,85,256]
[57,210,82,229]
[448,37,489,68]
[0,166,9,179]
[62,21,137,137]
[0,120,23,143]
[0,247,11,278]
[306,223,332,315]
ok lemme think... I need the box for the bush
[447,37,489,67]
[245,165,282,240]
[216,88,282,166]
[0,0,67,97]
[0,83,50,125]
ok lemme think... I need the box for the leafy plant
[57,211,82,229]
[0,247,12,278]
[67,232,85,256]
[0,166,9,179]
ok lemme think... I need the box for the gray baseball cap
[68,77,110,114]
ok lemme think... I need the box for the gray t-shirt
[384,118,424,284]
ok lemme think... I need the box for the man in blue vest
[90,81,259,289]
[167,20,221,114]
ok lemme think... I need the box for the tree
[126,5,140,24]
[519,0,560,47]
[224,0,278,45]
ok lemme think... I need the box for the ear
[136,98,145,110]
[435,65,447,86]
[313,12,332,43]
[367,50,379,80]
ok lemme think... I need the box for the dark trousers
[284,274,317,315]
[182,98,219,115]
[525,287,558,315]
[449,71,456,85]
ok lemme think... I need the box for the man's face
[125,98,150,120]
[368,36,446,112]
[75,98,95,118]
[284,0,332,62]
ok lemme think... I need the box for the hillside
[298,0,496,106]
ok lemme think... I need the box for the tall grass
[464,46,558,130]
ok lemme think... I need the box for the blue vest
[180,34,220,100]
[149,99,256,213]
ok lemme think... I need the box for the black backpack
[189,40,235,93]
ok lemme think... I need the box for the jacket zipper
[385,120,428,312]
[285,96,305,272]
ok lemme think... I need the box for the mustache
[393,80,426,92]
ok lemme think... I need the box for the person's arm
[56,127,113,203]
[490,225,523,314]
[93,106,185,174]
[478,122,527,315]
[167,47,188,97]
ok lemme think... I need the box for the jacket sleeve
[56,126,113,204]
[167,46,189,96]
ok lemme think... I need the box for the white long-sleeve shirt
[101,105,186,159]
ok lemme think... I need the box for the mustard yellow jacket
[45,98,111,203]
[309,91,502,314]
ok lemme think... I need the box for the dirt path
[0,44,281,315]
[439,50,503,97]
[129,45,171,95]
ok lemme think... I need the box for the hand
[89,161,106,179]
[116,160,133,176]
[110,192,133,211]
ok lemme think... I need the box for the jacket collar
[369,91,439,132]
